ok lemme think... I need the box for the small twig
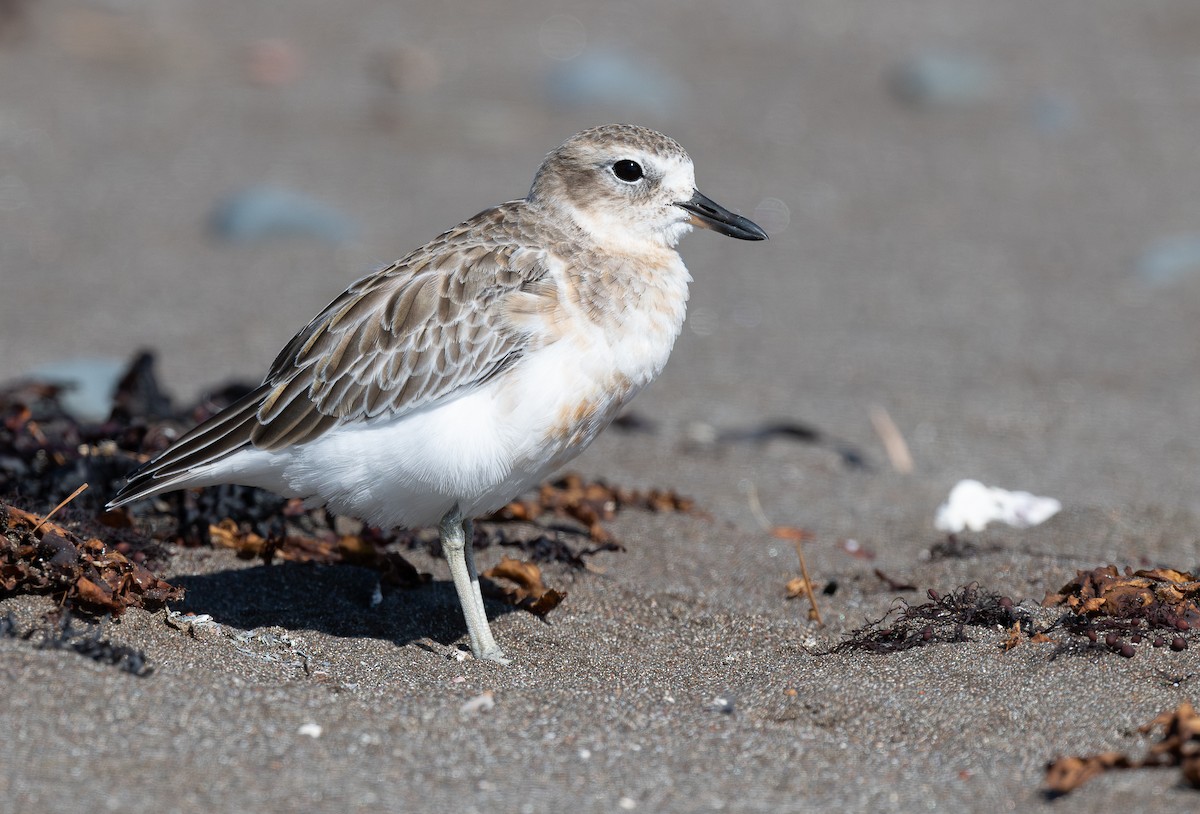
[868,405,913,474]
[740,479,772,532]
[793,539,823,624]
[744,479,822,623]
[32,483,89,534]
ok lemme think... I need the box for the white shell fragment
[934,479,1062,533]
[459,691,496,715]
[164,608,222,638]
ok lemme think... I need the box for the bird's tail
[106,385,271,508]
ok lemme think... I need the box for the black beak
[676,190,768,241]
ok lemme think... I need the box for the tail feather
[106,385,272,508]
[149,388,266,468]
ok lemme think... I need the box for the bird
[107,124,767,663]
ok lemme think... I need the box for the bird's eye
[612,159,644,183]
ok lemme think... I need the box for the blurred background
[2,0,1200,528]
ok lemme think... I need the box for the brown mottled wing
[107,205,555,505]
[252,225,548,450]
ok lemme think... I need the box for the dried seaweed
[165,483,290,548]
[399,521,622,571]
[108,350,175,422]
[1041,565,1198,659]
[873,569,917,592]
[1,501,183,616]
[926,534,1005,561]
[1044,565,1200,625]
[481,557,566,617]
[784,577,814,600]
[1044,702,1200,796]
[714,421,869,470]
[610,411,656,433]
[487,472,695,544]
[1044,752,1134,796]
[0,353,272,530]
[834,585,1026,654]
[776,527,822,623]
[207,518,429,588]
[487,529,623,568]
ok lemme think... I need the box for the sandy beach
[3,2,1200,811]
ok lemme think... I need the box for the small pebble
[1029,93,1077,133]
[710,694,735,715]
[1171,637,1188,652]
[368,44,440,93]
[1175,619,1191,632]
[297,722,322,738]
[244,39,303,86]
[1119,643,1135,659]
[842,538,873,559]
[1135,235,1200,286]
[889,52,994,108]
[1154,637,1166,648]
[210,186,357,245]
[546,52,686,114]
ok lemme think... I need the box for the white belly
[205,331,662,528]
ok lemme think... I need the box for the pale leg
[461,519,491,637]
[439,507,509,664]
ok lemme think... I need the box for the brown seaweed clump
[1045,702,1200,795]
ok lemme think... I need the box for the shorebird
[107,124,767,663]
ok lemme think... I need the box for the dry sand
[3,1,1200,811]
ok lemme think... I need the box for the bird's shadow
[171,560,518,649]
